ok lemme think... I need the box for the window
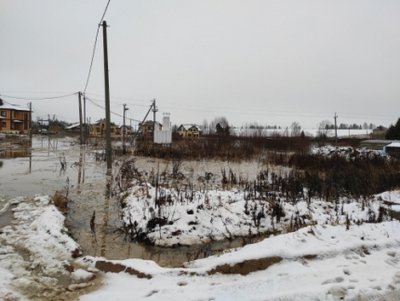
[0,111,6,117]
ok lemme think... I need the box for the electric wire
[85,96,141,122]
[84,93,151,107]
[82,0,111,93]
[0,92,77,101]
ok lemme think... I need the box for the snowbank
[122,178,389,246]
[79,221,400,301]
[0,196,83,300]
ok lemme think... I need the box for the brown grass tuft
[51,191,69,213]
[208,256,282,275]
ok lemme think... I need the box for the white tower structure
[154,113,172,144]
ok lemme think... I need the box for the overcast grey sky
[1,0,399,128]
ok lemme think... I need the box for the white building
[154,113,172,144]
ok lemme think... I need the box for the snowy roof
[178,124,201,131]
[386,142,400,148]
[66,123,80,129]
[0,102,30,112]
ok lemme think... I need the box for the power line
[84,92,151,107]
[0,92,77,101]
[83,0,111,93]
[85,96,141,122]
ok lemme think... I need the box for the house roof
[386,142,400,148]
[139,120,162,126]
[178,124,201,131]
[66,123,80,129]
[0,102,30,112]
[361,140,392,145]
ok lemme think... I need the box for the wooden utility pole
[83,93,87,144]
[122,104,128,154]
[29,102,32,139]
[78,92,84,145]
[152,99,157,142]
[334,112,338,144]
[102,20,112,174]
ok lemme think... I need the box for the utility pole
[83,93,87,144]
[102,20,112,174]
[78,92,83,145]
[122,104,128,154]
[152,98,158,142]
[334,112,338,144]
[29,102,32,139]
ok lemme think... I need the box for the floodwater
[0,136,267,267]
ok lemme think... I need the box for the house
[0,99,31,134]
[371,126,387,139]
[119,125,133,136]
[138,120,162,138]
[177,124,202,138]
[89,120,121,138]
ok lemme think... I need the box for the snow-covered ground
[234,128,373,138]
[1,192,400,300]
[0,196,97,300]
[0,141,399,300]
[79,221,400,301]
[121,177,389,247]
[311,145,386,159]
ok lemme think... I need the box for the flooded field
[0,136,272,267]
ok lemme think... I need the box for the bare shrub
[116,159,142,191]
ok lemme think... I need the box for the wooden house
[89,120,121,138]
[0,99,31,134]
[177,124,201,138]
[138,120,162,138]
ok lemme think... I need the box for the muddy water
[0,136,268,267]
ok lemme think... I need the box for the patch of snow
[122,178,389,246]
[0,196,82,299]
[71,269,94,283]
[311,145,386,160]
[79,221,400,301]
[376,191,400,205]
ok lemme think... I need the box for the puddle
[0,136,267,268]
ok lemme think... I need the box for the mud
[207,256,283,275]
[95,260,152,279]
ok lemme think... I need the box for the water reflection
[0,138,32,159]
[77,146,86,191]
[38,136,59,154]
[1,136,262,267]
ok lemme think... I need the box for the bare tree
[290,121,302,137]
[209,116,230,135]
[317,120,333,138]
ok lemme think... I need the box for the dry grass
[208,256,283,275]
[51,191,69,214]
